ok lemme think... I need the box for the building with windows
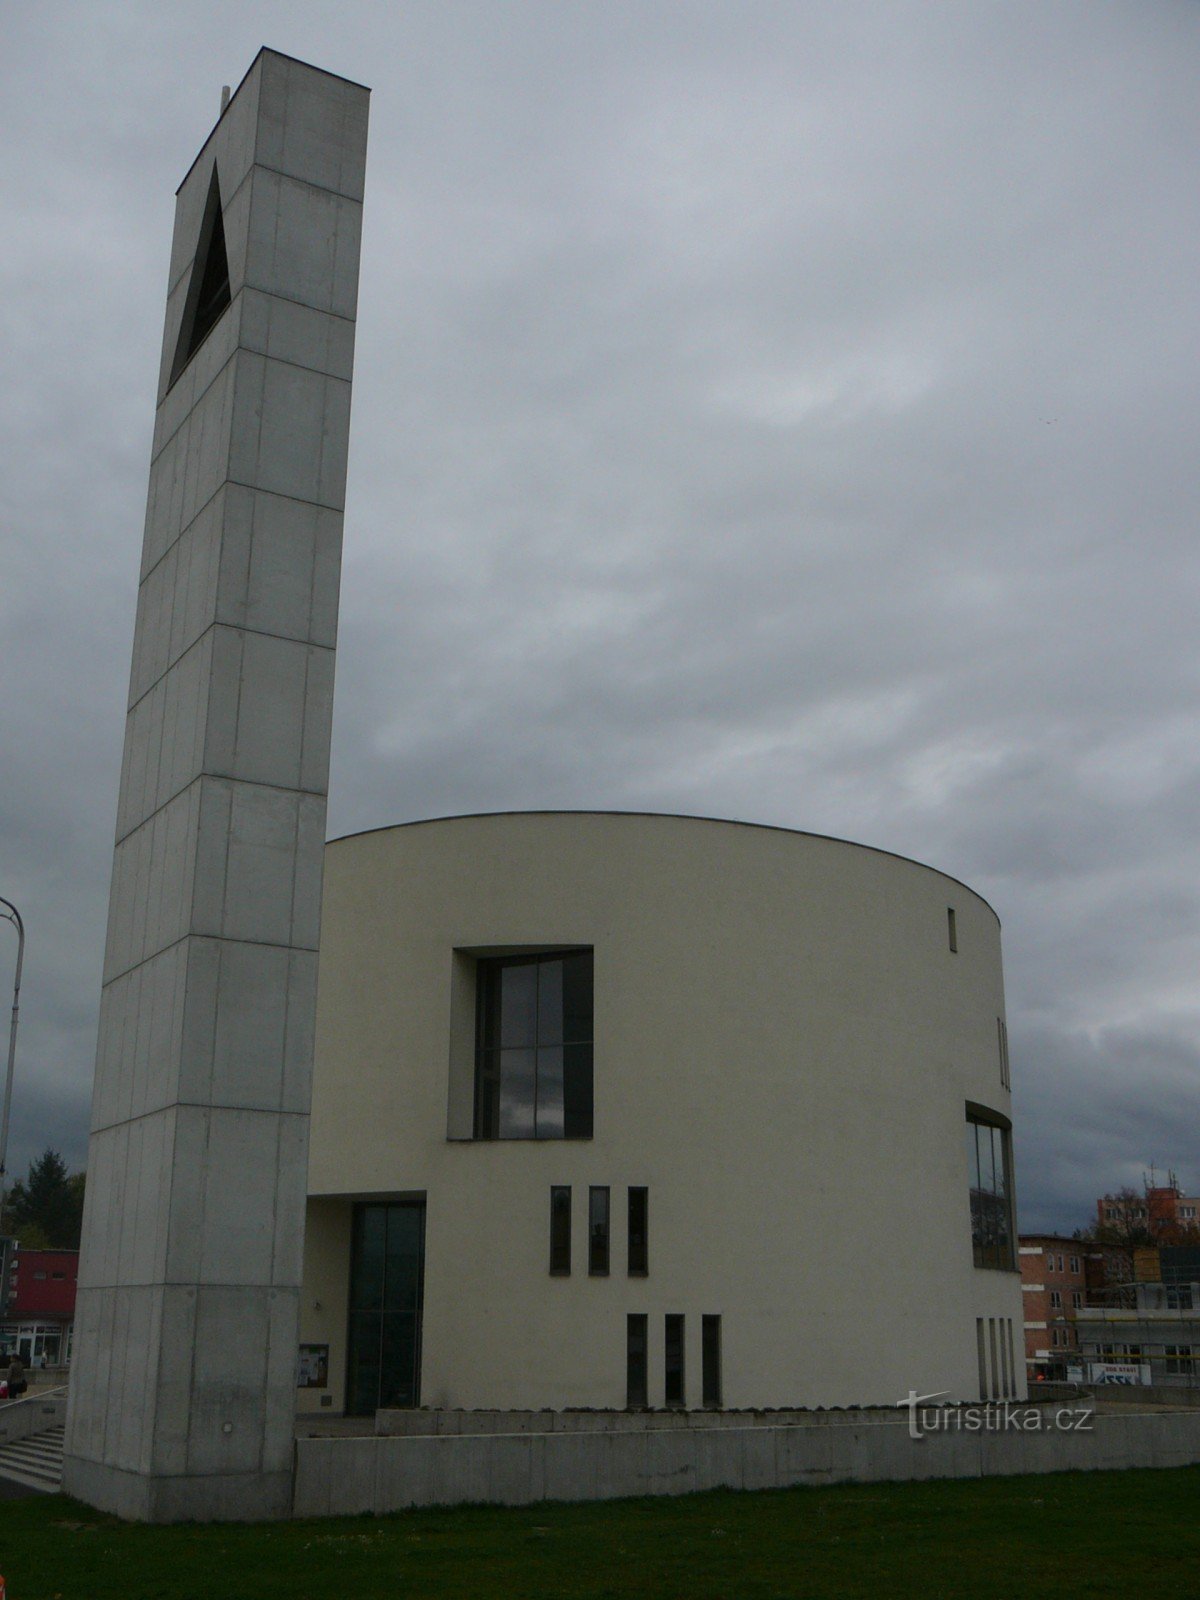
[1,1247,78,1368]
[1095,1182,1200,1240]
[298,811,1023,1416]
[1018,1235,1118,1382]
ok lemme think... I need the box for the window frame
[549,1185,572,1276]
[588,1186,610,1276]
[627,1187,649,1277]
[626,1314,648,1407]
[664,1313,685,1408]
[965,1105,1016,1272]
[472,947,594,1141]
[702,1314,722,1408]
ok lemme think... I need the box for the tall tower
[62,50,369,1522]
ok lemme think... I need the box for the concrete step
[0,1423,64,1493]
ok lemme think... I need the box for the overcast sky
[2,2,1197,1233]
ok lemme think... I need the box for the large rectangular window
[549,1186,571,1275]
[626,1314,648,1407]
[702,1315,722,1407]
[475,950,593,1139]
[345,1201,425,1416]
[628,1187,648,1276]
[966,1113,1015,1270]
[664,1313,685,1407]
[589,1186,610,1275]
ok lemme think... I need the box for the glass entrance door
[346,1200,425,1415]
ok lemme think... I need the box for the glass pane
[665,1313,685,1406]
[589,1186,610,1275]
[498,1048,536,1137]
[993,1129,1012,1267]
[550,1186,571,1274]
[384,1205,424,1311]
[499,962,537,1047]
[536,1046,564,1138]
[478,962,502,1052]
[966,1124,983,1266]
[346,1311,381,1416]
[562,950,593,1043]
[563,1042,593,1138]
[537,958,564,1045]
[628,1187,648,1275]
[476,1054,501,1139]
[627,1314,648,1408]
[978,1123,995,1194]
[352,1205,386,1312]
[380,1313,418,1409]
[991,1127,1007,1199]
[702,1315,721,1407]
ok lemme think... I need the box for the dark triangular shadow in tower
[169,166,232,386]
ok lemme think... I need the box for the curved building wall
[301,811,1023,1413]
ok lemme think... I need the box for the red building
[1,1247,78,1367]
[1019,1235,1120,1382]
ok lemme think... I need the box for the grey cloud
[1,4,1197,1230]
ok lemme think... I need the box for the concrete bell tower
[63,49,369,1521]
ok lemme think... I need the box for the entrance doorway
[345,1200,425,1415]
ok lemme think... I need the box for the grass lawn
[2,1468,1199,1599]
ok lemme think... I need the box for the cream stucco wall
[299,811,1024,1414]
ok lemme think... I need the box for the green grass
[3,1468,1199,1600]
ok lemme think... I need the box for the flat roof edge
[176,46,370,196]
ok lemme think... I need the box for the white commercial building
[298,810,1024,1417]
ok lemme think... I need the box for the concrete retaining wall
[294,1408,1200,1518]
[374,1407,901,1436]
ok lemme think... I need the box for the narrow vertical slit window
[999,1318,1010,1397]
[664,1313,685,1407]
[588,1186,610,1275]
[627,1186,648,1276]
[997,1018,1010,1090]
[947,906,958,952]
[702,1315,722,1407]
[975,1317,987,1402]
[549,1186,571,1276]
[988,1317,999,1400]
[626,1314,648,1408]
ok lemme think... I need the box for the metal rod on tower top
[0,894,24,1231]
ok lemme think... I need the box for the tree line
[3,1148,85,1249]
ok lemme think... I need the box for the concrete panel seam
[98,926,321,1002]
[243,286,356,329]
[153,341,242,465]
[126,622,334,729]
[153,322,354,469]
[137,482,229,595]
[113,767,332,853]
[225,475,347,517]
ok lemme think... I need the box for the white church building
[297,809,1023,1418]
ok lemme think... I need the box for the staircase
[0,1422,64,1493]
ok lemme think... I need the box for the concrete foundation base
[62,1456,294,1523]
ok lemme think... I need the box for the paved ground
[0,1475,37,1500]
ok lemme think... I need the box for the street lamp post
[0,895,24,1238]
